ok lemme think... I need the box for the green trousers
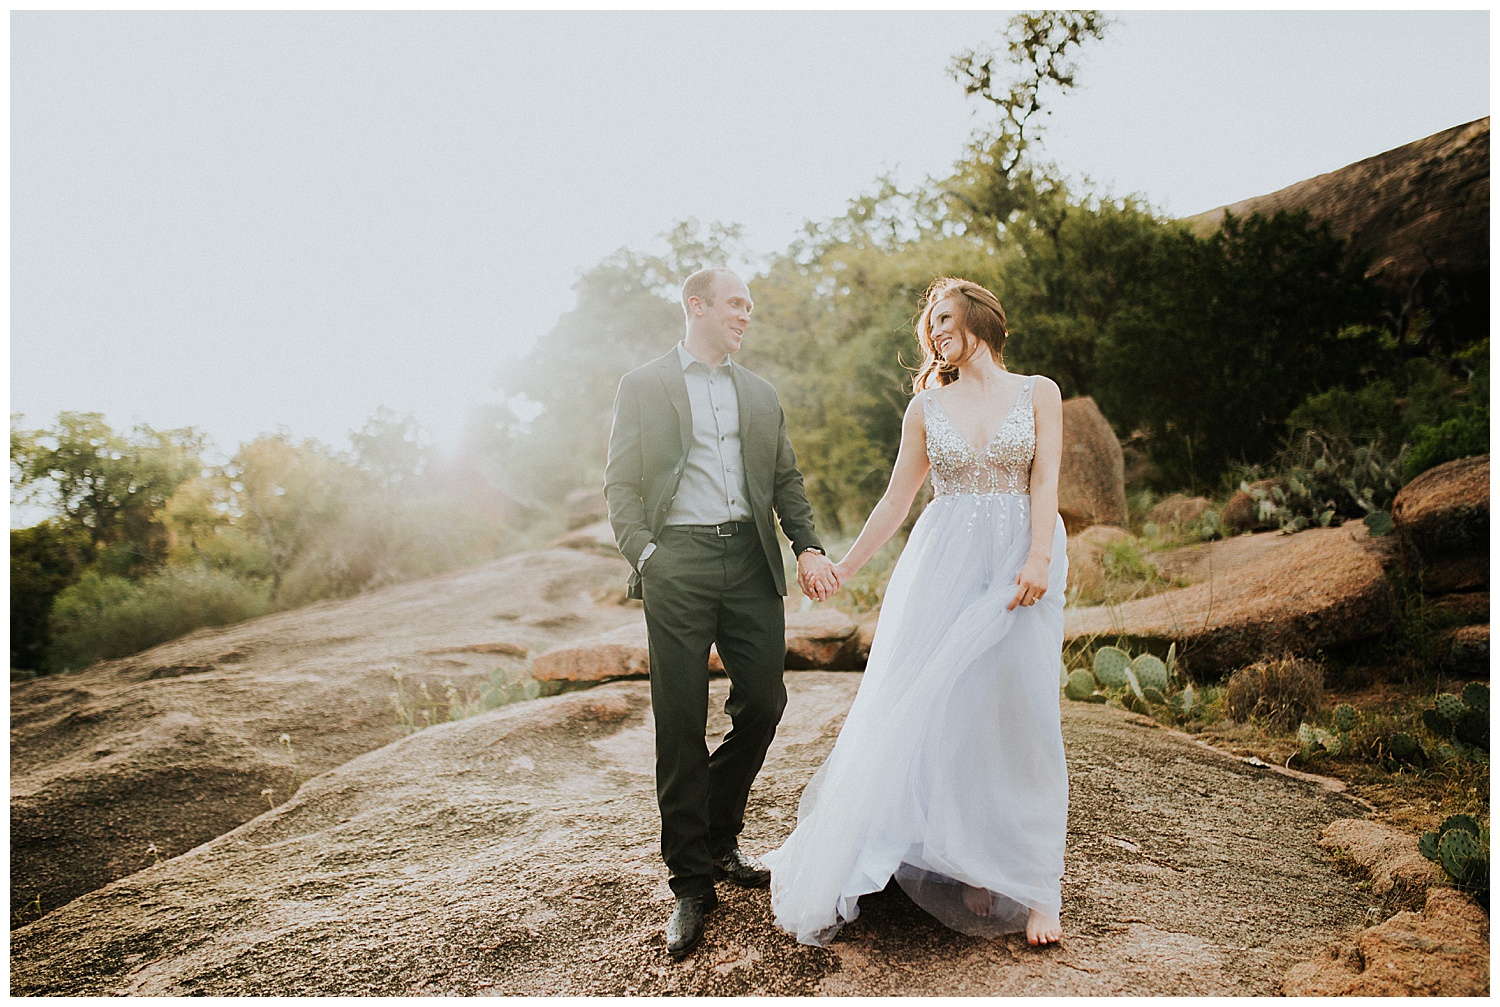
[641,526,787,899]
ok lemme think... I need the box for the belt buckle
[715,523,734,538]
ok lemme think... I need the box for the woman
[761,276,1068,948]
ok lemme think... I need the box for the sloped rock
[853,611,880,667]
[1058,397,1127,532]
[1065,525,1132,598]
[1146,494,1210,530]
[1317,819,1443,895]
[565,487,608,530]
[1065,525,1395,676]
[783,609,860,670]
[1427,590,1489,625]
[10,679,1374,996]
[1282,887,1489,996]
[531,619,650,683]
[1392,454,1489,594]
[9,548,639,922]
[532,608,864,683]
[552,518,623,558]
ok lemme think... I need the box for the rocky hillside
[13,676,1380,995]
[1183,116,1489,286]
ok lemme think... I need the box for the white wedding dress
[762,376,1069,946]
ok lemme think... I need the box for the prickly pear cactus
[1461,682,1489,714]
[1133,654,1169,692]
[1316,728,1344,757]
[1142,686,1167,706]
[1434,693,1466,723]
[1439,828,1481,882]
[1094,646,1132,690]
[1332,703,1358,733]
[1297,722,1318,753]
[1418,830,1441,862]
[1164,642,1177,681]
[1121,666,1146,703]
[1455,709,1489,750]
[1064,669,1098,702]
[1386,733,1422,766]
[1440,814,1482,838]
[1423,708,1449,737]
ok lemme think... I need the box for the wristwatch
[798,546,826,557]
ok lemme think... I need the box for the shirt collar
[676,341,733,373]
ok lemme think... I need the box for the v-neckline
[930,379,1030,459]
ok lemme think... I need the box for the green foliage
[11,412,204,573]
[1405,339,1489,479]
[1419,814,1489,899]
[1095,211,1385,489]
[10,520,90,670]
[1235,431,1409,534]
[14,408,523,673]
[47,566,272,672]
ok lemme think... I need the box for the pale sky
[10,10,1491,475]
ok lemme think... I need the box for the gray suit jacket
[604,347,823,600]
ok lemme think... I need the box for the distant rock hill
[1182,116,1489,286]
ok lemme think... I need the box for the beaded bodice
[923,377,1036,496]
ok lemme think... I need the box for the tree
[10,412,204,575]
[466,219,747,508]
[1095,210,1385,488]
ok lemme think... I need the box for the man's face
[693,274,754,357]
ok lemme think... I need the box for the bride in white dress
[762,276,1068,948]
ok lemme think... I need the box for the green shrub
[48,566,271,671]
[1405,404,1489,480]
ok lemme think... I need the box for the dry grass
[1223,654,1325,730]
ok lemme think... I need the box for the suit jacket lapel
[657,350,693,454]
[731,362,756,454]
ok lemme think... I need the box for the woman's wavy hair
[911,277,1009,392]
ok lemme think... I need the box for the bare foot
[961,884,992,917]
[1026,908,1062,946]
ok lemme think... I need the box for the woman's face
[928,296,971,364]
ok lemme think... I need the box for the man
[604,266,839,958]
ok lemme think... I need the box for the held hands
[1008,554,1050,611]
[797,550,841,602]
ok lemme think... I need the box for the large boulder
[1146,494,1210,530]
[1441,623,1489,677]
[1058,396,1127,532]
[1066,525,1395,676]
[1064,525,1132,598]
[1391,454,1488,594]
[1283,887,1489,996]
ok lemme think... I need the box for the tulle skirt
[762,491,1069,946]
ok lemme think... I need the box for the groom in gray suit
[604,267,838,958]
